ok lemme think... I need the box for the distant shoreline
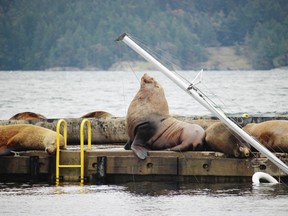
[1,66,288,72]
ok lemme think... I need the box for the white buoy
[252,172,279,184]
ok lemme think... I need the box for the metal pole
[116,33,288,174]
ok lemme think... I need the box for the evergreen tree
[0,0,287,70]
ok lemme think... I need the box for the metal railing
[55,119,92,185]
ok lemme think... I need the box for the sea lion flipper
[0,145,11,155]
[130,122,156,159]
[169,142,201,151]
[169,144,187,152]
[131,143,148,160]
[124,139,132,150]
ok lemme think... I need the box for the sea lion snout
[239,145,251,157]
[142,73,160,88]
[142,73,154,83]
[43,134,65,154]
[234,144,251,158]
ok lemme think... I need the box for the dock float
[1,147,288,184]
[0,116,288,184]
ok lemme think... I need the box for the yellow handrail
[79,119,92,184]
[80,119,92,151]
[55,118,92,185]
[55,119,67,185]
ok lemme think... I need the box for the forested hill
[0,0,287,70]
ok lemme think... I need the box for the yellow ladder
[55,119,92,185]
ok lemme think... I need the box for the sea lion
[126,73,169,141]
[80,111,113,118]
[189,119,220,130]
[125,73,205,159]
[243,120,288,152]
[170,115,220,130]
[125,114,205,159]
[205,122,251,158]
[149,116,205,152]
[9,112,47,120]
[0,124,66,155]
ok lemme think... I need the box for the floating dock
[1,116,288,184]
[1,147,288,184]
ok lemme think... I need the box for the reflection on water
[0,182,287,216]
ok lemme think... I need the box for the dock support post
[96,156,107,184]
[29,156,40,183]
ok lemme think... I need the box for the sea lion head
[141,73,161,89]
[44,133,66,154]
[233,143,251,158]
[205,122,251,158]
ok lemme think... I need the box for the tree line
[0,0,287,70]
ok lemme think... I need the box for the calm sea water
[0,70,288,215]
[0,70,288,119]
[0,182,287,216]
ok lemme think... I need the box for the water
[1,70,288,215]
[0,182,287,216]
[0,70,287,119]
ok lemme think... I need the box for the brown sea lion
[0,124,66,155]
[125,73,205,159]
[190,119,220,130]
[125,114,205,159]
[205,122,251,158]
[126,73,169,141]
[9,112,47,120]
[80,111,113,118]
[149,115,205,152]
[243,120,288,152]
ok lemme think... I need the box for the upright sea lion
[0,124,66,155]
[205,122,251,158]
[9,112,47,120]
[80,111,113,118]
[126,73,169,140]
[243,120,288,152]
[125,73,205,159]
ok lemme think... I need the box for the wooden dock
[1,146,287,184]
[1,115,288,184]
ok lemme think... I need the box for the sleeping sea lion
[80,111,113,118]
[205,122,251,158]
[188,119,220,130]
[125,73,205,159]
[0,124,66,155]
[9,112,47,120]
[243,120,288,152]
